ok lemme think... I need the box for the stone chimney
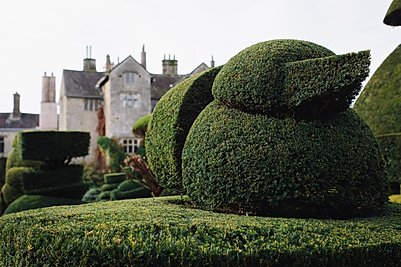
[105,54,114,72]
[40,72,58,130]
[141,44,147,70]
[12,92,21,119]
[162,55,178,76]
[211,56,215,68]
[83,46,97,72]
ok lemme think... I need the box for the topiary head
[213,39,370,119]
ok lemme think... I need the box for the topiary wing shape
[384,0,401,26]
[285,50,370,119]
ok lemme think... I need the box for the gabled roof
[189,63,210,76]
[62,69,105,98]
[150,74,186,100]
[0,113,39,129]
[109,56,148,74]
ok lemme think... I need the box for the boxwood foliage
[19,131,90,163]
[1,183,23,206]
[146,66,222,192]
[0,157,6,187]
[384,0,401,26]
[376,134,401,193]
[132,113,152,137]
[104,172,125,184]
[1,197,401,266]
[3,194,82,215]
[212,40,334,115]
[182,102,387,218]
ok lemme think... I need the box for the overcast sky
[0,0,399,113]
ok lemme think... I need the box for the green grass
[1,196,401,266]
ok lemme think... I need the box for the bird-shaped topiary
[182,40,388,218]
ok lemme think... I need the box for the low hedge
[101,183,119,192]
[104,173,125,184]
[82,187,101,203]
[182,102,387,218]
[1,197,401,266]
[19,131,90,162]
[117,179,144,192]
[21,165,84,193]
[146,67,222,192]
[110,187,151,200]
[97,191,111,201]
[3,194,82,215]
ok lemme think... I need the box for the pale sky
[0,0,399,113]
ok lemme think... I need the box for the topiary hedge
[384,0,401,26]
[183,102,387,218]
[0,157,6,188]
[1,197,401,266]
[3,194,82,215]
[132,113,152,137]
[19,131,90,163]
[146,66,222,192]
[181,40,386,218]
[104,172,125,184]
[376,134,401,193]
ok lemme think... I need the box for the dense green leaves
[1,197,401,266]
[376,134,401,192]
[182,101,387,218]
[384,0,401,26]
[132,113,152,136]
[97,137,127,172]
[146,67,222,192]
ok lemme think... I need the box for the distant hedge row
[1,197,401,266]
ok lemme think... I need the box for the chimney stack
[141,44,147,70]
[12,92,21,119]
[83,46,97,72]
[211,56,215,68]
[162,54,178,76]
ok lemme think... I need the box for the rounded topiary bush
[182,39,386,218]
[146,66,222,192]
[212,40,334,114]
[183,102,387,218]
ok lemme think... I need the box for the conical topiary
[354,44,401,193]
[384,0,401,26]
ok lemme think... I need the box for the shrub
[183,102,387,218]
[97,137,127,172]
[0,192,5,215]
[110,186,151,200]
[117,179,144,192]
[5,167,35,189]
[384,0,401,26]
[101,183,119,192]
[1,197,401,266]
[19,131,90,163]
[0,157,6,187]
[5,148,42,172]
[376,134,401,194]
[24,183,88,200]
[104,172,126,184]
[3,194,82,215]
[132,114,152,137]
[146,67,222,192]
[20,165,83,193]
[82,187,101,203]
[97,191,111,201]
[1,183,23,205]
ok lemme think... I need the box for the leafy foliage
[0,157,6,188]
[1,197,401,266]
[384,0,401,26]
[132,113,152,137]
[376,134,401,193]
[97,137,127,172]
[183,101,387,218]
[146,67,222,192]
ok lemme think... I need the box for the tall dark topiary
[182,40,387,218]
[146,67,222,192]
[354,45,401,194]
[384,0,401,26]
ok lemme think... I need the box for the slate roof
[62,70,105,98]
[0,113,39,129]
[150,74,186,100]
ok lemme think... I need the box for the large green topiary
[354,45,401,192]
[182,40,387,218]
[146,66,222,192]
[384,0,401,26]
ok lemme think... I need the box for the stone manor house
[0,46,213,161]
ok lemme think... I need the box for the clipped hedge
[24,183,88,200]
[376,133,401,193]
[0,157,6,187]
[82,187,100,203]
[212,40,334,114]
[117,179,144,192]
[1,183,23,206]
[110,186,151,200]
[182,101,387,218]
[101,183,119,192]
[3,194,82,215]
[20,165,83,193]
[1,197,401,266]
[384,0,401,26]
[0,192,5,215]
[5,167,35,189]
[146,66,222,192]
[104,172,125,184]
[19,131,90,162]
[132,113,152,136]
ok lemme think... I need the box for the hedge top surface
[354,44,401,135]
[384,0,401,26]
[212,39,370,117]
[132,113,152,136]
[19,131,90,162]
[1,197,401,266]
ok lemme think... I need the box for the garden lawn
[1,196,401,266]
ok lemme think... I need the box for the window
[0,137,4,154]
[120,138,140,154]
[84,99,100,111]
[120,93,140,108]
[125,72,136,85]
